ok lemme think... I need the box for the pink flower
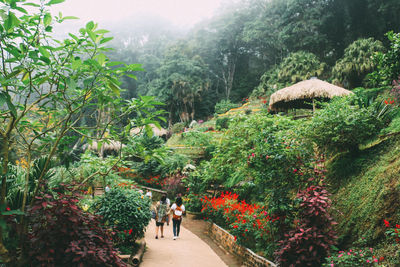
[366,260,370,263]
[374,259,378,263]
[338,254,343,258]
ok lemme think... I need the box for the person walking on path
[154,195,169,239]
[170,197,185,240]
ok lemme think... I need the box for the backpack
[173,205,183,220]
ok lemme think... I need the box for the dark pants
[172,219,181,236]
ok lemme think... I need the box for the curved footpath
[141,221,228,267]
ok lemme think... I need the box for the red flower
[385,100,389,104]
[129,229,133,235]
[384,219,390,227]
[6,207,10,211]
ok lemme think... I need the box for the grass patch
[329,135,400,248]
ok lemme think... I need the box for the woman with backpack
[154,195,170,239]
[170,197,185,240]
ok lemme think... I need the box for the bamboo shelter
[84,140,126,158]
[130,124,168,137]
[268,78,353,112]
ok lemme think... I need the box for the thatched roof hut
[130,124,168,137]
[268,78,353,112]
[86,140,125,152]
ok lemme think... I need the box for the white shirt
[170,203,185,212]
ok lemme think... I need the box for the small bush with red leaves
[201,192,278,256]
[28,185,126,267]
[275,185,337,267]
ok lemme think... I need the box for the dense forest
[107,0,400,125]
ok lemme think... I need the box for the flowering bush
[201,192,278,255]
[94,187,151,249]
[324,248,383,266]
[28,185,125,266]
[140,175,166,188]
[384,219,400,243]
[275,184,337,266]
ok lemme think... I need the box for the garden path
[141,221,228,267]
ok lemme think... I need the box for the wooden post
[312,98,315,113]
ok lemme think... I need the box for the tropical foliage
[332,38,385,89]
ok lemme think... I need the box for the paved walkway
[141,220,228,267]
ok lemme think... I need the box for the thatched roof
[268,78,353,111]
[86,140,125,152]
[130,124,168,137]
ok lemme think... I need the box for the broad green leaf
[39,56,51,64]
[62,16,79,20]
[8,47,21,59]
[43,13,52,27]
[106,61,126,67]
[46,0,65,6]
[23,3,41,7]
[4,92,17,117]
[22,71,30,82]
[68,33,79,42]
[38,46,50,58]
[145,124,153,138]
[0,92,6,107]
[97,141,102,151]
[108,80,120,96]
[2,209,24,215]
[0,10,6,20]
[4,12,20,32]
[86,21,95,31]
[87,30,96,43]
[126,74,137,80]
[71,58,82,70]
[15,7,27,14]
[95,29,109,34]
[100,37,113,45]
[96,53,106,66]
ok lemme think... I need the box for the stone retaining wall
[208,222,276,267]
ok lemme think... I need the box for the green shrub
[94,187,151,245]
[324,248,382,266]
[183,193,203,212]
[171,122,185,133]
[214,100,238,114]
[157,153,189,177]
[216,117,230,130]
[307,97,383,153]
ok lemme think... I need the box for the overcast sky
[51,0,226,29]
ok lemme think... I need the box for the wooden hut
[268,78,353,112]
[130,124,168,138]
